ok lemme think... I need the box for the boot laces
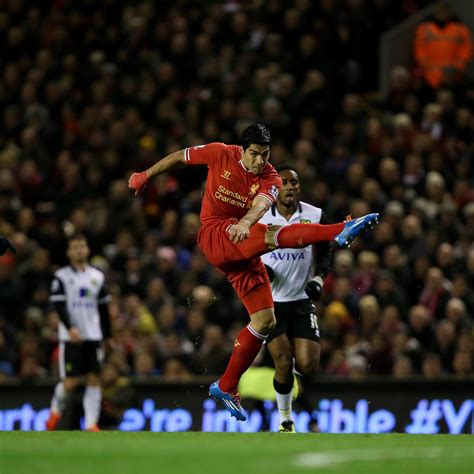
[229,391,241,406]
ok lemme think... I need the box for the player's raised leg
[234,213,379,261]
[275,213,379,249]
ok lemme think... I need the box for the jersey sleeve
[183,142,226,166]
[98,279,111,338]
[49,276,66,303]
[49,275,71,328]
[98,281,111,305]
[257,167,282,205]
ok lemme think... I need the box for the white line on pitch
[293,448,442,469]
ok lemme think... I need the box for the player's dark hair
[241,124,271,151]
[276,164,299,175]
[67,234,87,246]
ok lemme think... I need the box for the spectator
[393,354,415,379]
[100,362,136,429]
[444,297,470,333]
[352,251,379,297]
[325,349,349,377]
[184,307,207,349]
[366,333,393,374]
[414,1,473,88]
[434,319,457,372]
[195,325,232,376]
[421,352,444,379]
[132,351,159,377]
[452,350,473,378]
[358,295,380,340]
[18,355,46,380]
[161,358,193,382]
[419,267,451,320]
[408,305,436,351]
[391,329,423,372]
[372,270,408,315]
[144,277,171,315]
[346,354,368,380]
[123,293,157,336]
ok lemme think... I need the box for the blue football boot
[334,213,379,248]
[209,380,247,421]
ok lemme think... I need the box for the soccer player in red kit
[129,124,379,420]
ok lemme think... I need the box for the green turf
[0,432,472,474]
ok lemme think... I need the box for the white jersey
[260,201,322,302]
[49,265,110,342]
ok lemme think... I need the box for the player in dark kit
[129,124,379,421]
[260,166,332,432]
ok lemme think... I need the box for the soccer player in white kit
[45,234,111,431]
[260,166,332,432]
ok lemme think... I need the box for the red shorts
[197,218,274,314]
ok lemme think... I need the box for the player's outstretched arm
[305,212,334,301]
[305,244,333,301]
[228,195,272,244]
[128,149,186,195]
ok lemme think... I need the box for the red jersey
[184,143,282,224]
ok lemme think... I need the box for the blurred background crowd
[0,0,472,387]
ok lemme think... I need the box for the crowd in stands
[0,0,472,384]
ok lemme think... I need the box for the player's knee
[63,378,78,392]
[297,358,319,376]
[273,354,293,375]
[260,315,276,334]
[251,313,276,335]
[86,373,100,386]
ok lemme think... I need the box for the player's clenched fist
[68,326,82,343]
[128,171,148,195]
[228,222,250,244]
[305,276,324,301]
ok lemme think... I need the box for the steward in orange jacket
[414,4,472,88]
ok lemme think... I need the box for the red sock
[275,222,344,248]
[219,324,266,393]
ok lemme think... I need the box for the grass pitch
[0,432,472,474]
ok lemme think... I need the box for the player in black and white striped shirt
[45,234,111,431]
[260,165,332,433]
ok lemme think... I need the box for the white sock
[83,386,102,429]
[50,381,65,414]
[275,388,293,423]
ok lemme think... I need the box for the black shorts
[59,341,103,378]
[266,299,320,344]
